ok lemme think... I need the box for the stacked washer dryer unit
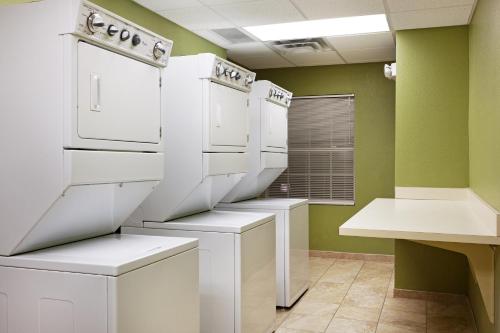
[0,1,199,332]
[217,80,310,307]
[123,54,277,333]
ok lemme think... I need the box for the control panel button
[215,63,224,77]
[235,72,241,80]
[245,75,254,87]
[120,29,130,41]
[132,34,141,46]
[87,13,105,33]
[230,70,237,79]
[153,41,166,59]
[107,24,119,36]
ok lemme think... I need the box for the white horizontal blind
[265,95,355,203]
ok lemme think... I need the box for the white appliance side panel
[138,56,204,222]
[0,266,107,333]
[77,42,161,144]
[236,221,276,333]
[286,204,310,306]
[108,248,199,333]
[0,0,65,256]
[13,181,158,255]
[261,101,287,152]
[122,227,236,333]
[274,211,287,307]
[205,81,249,150]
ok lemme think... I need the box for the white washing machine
[217,81,310,307]
[126,53,256,225]
[123,210,276,333]
[0,1,199,331]
[217,199,309,307]
[0,234,199,333]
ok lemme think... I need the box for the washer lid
[145,210,275,234]
[0,234,198,276]
[217,198,309,210]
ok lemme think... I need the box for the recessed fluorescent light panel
[244,14,389,41]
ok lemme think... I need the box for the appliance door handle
[91,73,101,112]
[215,104,222,128]
[268,112,272,134]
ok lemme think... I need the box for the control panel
[267,85,292,107]
[211,57,256,92]
[75,1,172,67]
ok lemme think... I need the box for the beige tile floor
[275,256,477,333]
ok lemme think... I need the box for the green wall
[468,0,500,332]
[395,26,469,187]
[394,15,500,333]
[469,0,500,212]
[0,0,226,58]
[256,63,395,255]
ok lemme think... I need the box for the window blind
[265,95,355,204]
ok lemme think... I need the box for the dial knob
[215,63,225,77]
[107,25,119,36]
[244,75,254,86]
[153,41,166,59]
[132,34,141,46]
[87,13,105,33]
[120,29,130,41]
[230,70,237,79]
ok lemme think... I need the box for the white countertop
[216,198,308,210]
[0,234,198,276]
[339,198,500,245]
[144,210,275,233]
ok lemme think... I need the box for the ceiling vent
[211,28,255,44]
[271,38,332,54]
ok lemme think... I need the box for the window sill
[309,200,355,206]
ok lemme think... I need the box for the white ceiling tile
[390,5,473,30]
[282,50,345,66]
[134,0,201,11]
[227,42,274,57]
[291,0,385,20]
[211,0,305,26]
[158,6,234,30]
[193,30,233,48]
[200,0,255,5]
[340,47,395,63]
[327,32,394,51]
[386,0,475,13]
[230,53,295,69]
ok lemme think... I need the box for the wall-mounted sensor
[384,63,396,80]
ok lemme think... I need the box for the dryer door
[207,82,248,150]
[262,101,287,151]
[77,42,161,144]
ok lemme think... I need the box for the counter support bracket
[415,240,495,323]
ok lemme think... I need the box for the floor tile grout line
[373,269,394,333]
[323,259,368,332]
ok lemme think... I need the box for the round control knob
[87,13,105,33]
[153,41,166,59]
[215,63,225,77]
[120,29,130,41]
[230,70,237,79]
[244,75,254,86]
[132,34,141,46]
[107,25,119,36]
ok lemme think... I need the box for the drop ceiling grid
[134,0,477,69]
